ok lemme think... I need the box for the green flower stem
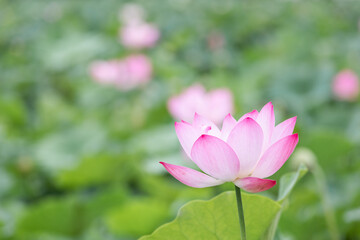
[235,185,246,240]
[313,162,340,240]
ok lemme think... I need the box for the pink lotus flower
[118,54,152,89]
[90,60,123,85]
[120,22,160,49]
[160,102,299,193]
[167,84,234,125]
[332,70,359,101]
[90,54,152,90]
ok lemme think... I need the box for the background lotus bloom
[90,60,122,85]
[90,54,152,90]
[120,22,160,49]
[332,70,359,101]
[167,84,234,125]
[161,102,299,193]
[117,54,152,89]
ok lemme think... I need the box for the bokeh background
[1,0,360,239]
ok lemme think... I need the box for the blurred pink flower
[118,54,152,89]
[332,70,359,101]
[161,102,299,193]
[90,54,152,90]
[90,60,122,85]
[120,22,160,49]
[167,84,234,125]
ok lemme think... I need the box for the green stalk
[235,185,246,240]
[313,162,340,240]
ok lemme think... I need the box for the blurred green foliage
[1,0,360,239]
